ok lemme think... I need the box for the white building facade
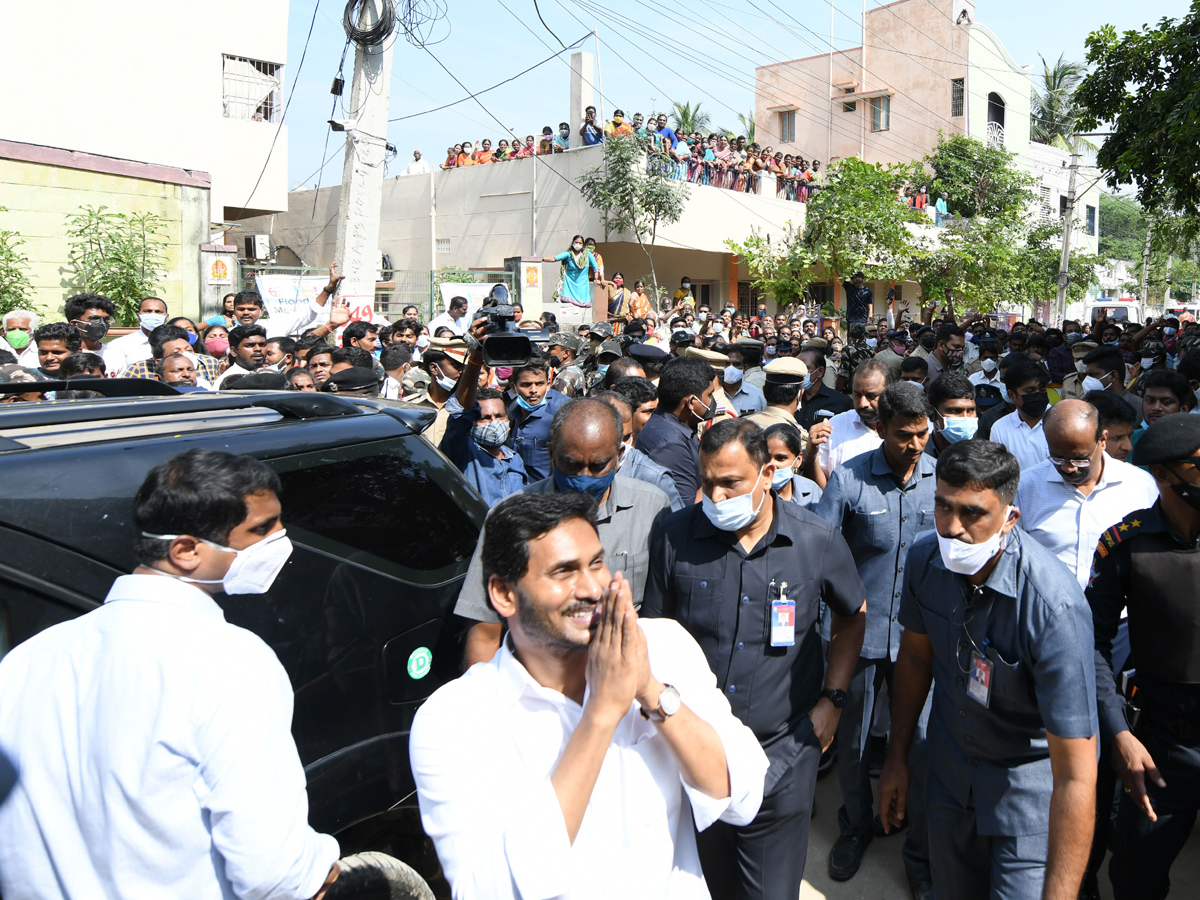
[1,0,290,220]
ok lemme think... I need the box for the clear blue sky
[282,0,1191,189]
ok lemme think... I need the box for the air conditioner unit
[244,234,271,260]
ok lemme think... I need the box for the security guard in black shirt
[1086,413,1200,900]
[642,418,867,899]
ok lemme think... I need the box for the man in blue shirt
[816,382,938,893]
[878,440,1099,900]
[440,386,527,507]
[654,113,679,150]
[579,106,603,147]
[507,360,569,480]
[637,356,717,505]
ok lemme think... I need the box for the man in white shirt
[1015,400,1158,588]
[229,265,344,339]
[0,449,340,900]
[428,295,469,336]
[805,358,890,488]
[989,357,1051,470]
[102,296,169,376]
[400,149,432,176]
[380,343,412,400]
[410,492,768,900]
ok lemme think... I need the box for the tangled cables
[342,0,397,47]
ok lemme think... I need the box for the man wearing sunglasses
[1086,414,1200,900]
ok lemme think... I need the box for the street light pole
[334,0,396,317]
[1054,134,1081,325]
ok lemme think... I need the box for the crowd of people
[3,267,1200,900]
[422,104,827,201]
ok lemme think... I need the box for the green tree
[0,208,35,318]
[736,111,756,144]
[577,134,690,297]
[669,101,711,135]
[910,213,1026,315]
[1076,8,1200,216]
[1013,222,1105,308]
[919,134,1036,218]
[66,205,167,325]
[1030,54,1086,145]
[1098,192,1147,261]
[727,158,919,316]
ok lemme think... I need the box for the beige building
[1,0,290,220]
[755,0,1030,168]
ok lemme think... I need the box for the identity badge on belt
[770,581,795,647]
[968,650,993,708]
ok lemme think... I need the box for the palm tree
[670,101,711,135]
[1031,54,1086,145]
[737,111,756,144]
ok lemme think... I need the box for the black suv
[0,388,487,897]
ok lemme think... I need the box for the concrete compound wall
[0,153,210,321]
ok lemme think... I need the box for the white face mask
[416,334,430,350]
[1141,357,1157,370]
[723,364,743,384]
[1081,374,1108,394]
[936,507,1012,575]
[1075,360,1087,374]
[701,468,766,531]
[981,358,998,374]
[142,528,293,594]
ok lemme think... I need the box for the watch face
[658,685,682,717]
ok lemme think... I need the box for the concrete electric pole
[334,0,396,320]
[1054,134,1081,325]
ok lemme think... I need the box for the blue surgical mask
[516,394,546,412]
[701,469,766,531]
[596,364,610,379]
[801,374,812,390]
[771,466,794,489]
[139,312,166,331]
[940,416,978,443]
[432,366,458,393]
[553,466,617,502]
[186,331,198,345]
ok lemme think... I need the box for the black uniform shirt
[641,496,865,790]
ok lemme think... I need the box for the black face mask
[549,354,563,368]
[920,335,937,350]
[1020,390,1050,419]
[1171,479,1200,514]
[78,319,110,342]
[690,394,716,422]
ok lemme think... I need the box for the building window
[1060,195,1070,219]
[871,96,891,132]
[842,88,857,113]
[222,54,283,122]
[436,238,451,255]
[1085,204,1097,236]
[1039,185,1052,222]
[779,110,796,143]
[737,282,762,315]
[951,78,964,117]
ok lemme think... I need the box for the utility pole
[334,0,396,319]
[1054,133,1081,325]
[1139,221,1153,323]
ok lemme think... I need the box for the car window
[269,436,481,584]
[0,581,80,663]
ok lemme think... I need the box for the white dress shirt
[410,618,768,900]
[990,409,1050,470]
[428,311,466,336]
[401,157,433,176]
[0,575,338,900]
[263,298,327,338]
[100,328,151,376]
[969,368,1002,388]
[816,408,883,476]
[1015,453,1160,587]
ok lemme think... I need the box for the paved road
[798,765,1200,899]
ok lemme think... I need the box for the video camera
[474,283,549,366]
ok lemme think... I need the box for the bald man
[1014,400,1159,588]
[454,397,673,665]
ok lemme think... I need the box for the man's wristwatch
[821,688,847,708]
[640,684,681,721]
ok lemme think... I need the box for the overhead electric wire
[533,0,567,48]
[388,34,591,122]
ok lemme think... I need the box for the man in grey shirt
[457,398,671,666]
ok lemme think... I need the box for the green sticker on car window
[407,646,433,680]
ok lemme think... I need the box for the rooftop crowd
[411,104,827,201]
[2,267,1200,900]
